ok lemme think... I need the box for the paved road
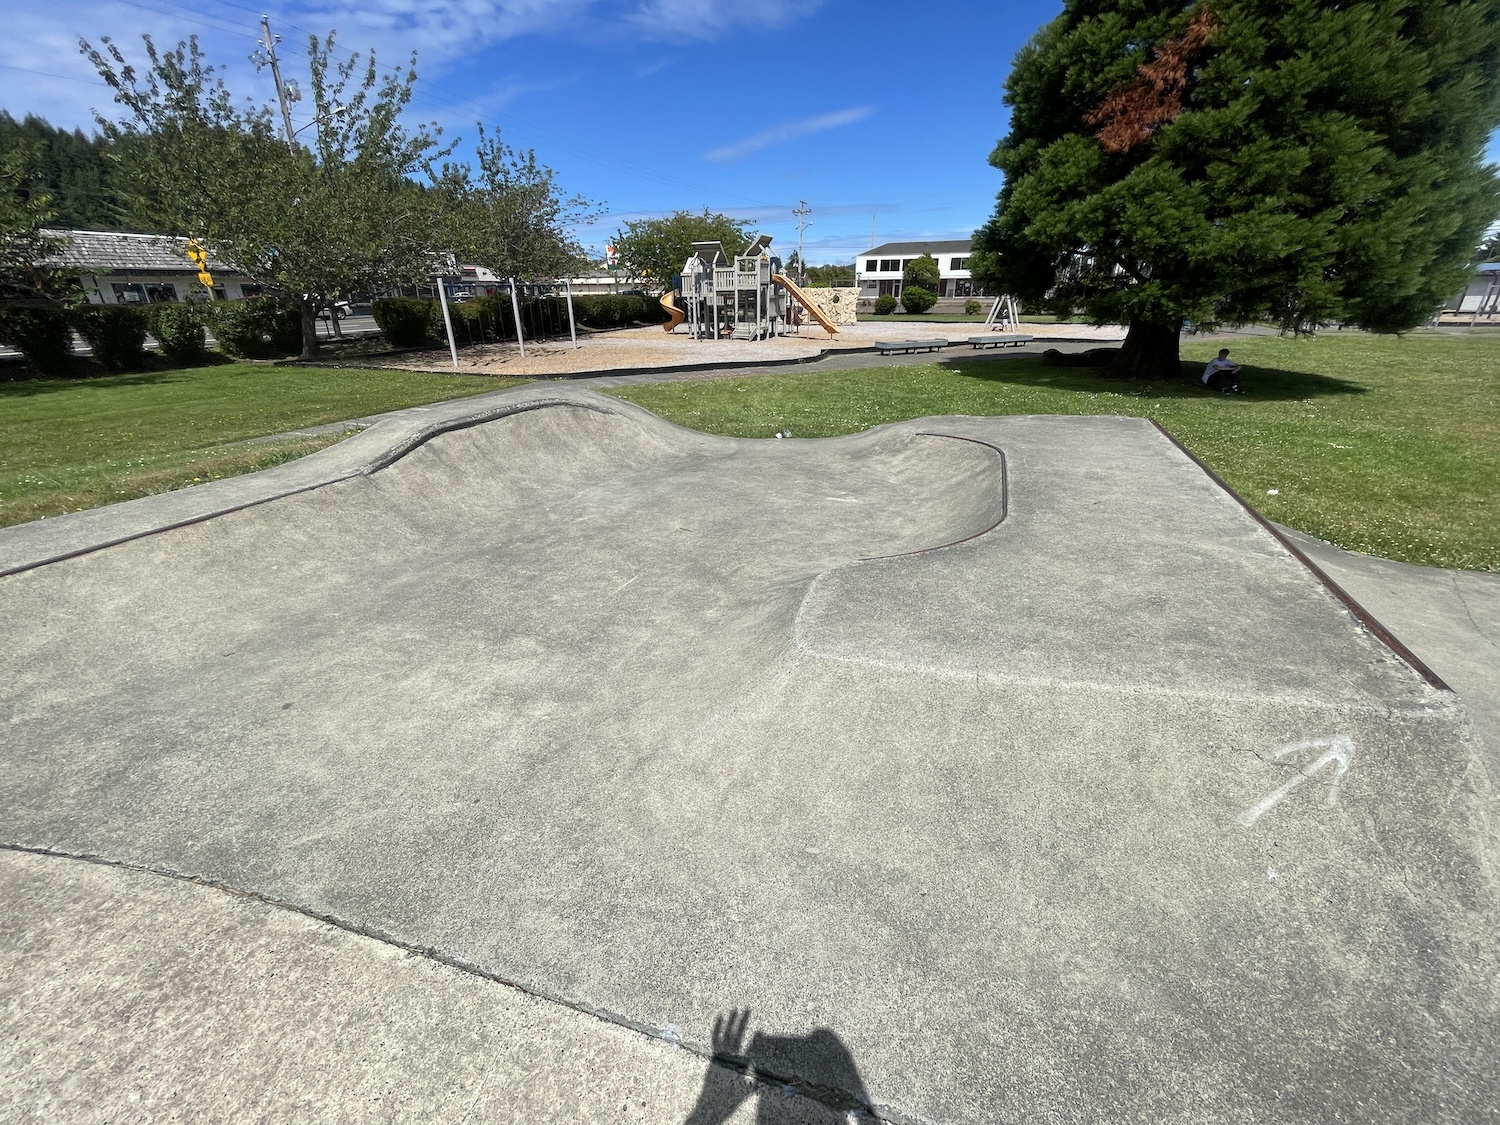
[2,386,1496,1123]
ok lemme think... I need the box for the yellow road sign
[186,240,214,288]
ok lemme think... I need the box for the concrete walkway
[2,386,1496,1124]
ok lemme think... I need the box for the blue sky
[2,0,1069,266]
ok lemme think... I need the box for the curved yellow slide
[772,274,839,336]
[661,290,686,332]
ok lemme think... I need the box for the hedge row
[0,299,305,375]
[0,289,668,376]
[371,292,665,349]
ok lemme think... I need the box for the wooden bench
[875,338,948,355]
[968,334,1034,349]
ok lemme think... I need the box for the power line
[0,63,108,88]
[110,0,259,40]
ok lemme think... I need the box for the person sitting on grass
[1201,348,1243,393]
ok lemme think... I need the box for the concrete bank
[2,386,1495,1123]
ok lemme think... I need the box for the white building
[855,239,983,301]
[1442,263,1500,321]
[45,229,258,304]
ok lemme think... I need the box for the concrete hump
[1,388,1496,1124]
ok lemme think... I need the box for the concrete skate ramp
[2,387,1496,1123]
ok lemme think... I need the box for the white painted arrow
[1239,734,1356,827]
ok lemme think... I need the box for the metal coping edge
[1146,418,1451,693]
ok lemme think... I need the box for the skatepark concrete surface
[3,384,1498,1124]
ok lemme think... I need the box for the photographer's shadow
[683,1009,871,1124]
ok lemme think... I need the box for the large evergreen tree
[0,139,68,298]
[973,0,1500,378]
[0,112,125,231]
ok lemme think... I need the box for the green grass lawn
[0,363,518,527]
[610,333,1500,571]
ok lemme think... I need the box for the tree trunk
[1102,317,1183,380]
[299,297,321,360]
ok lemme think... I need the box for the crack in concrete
[0,841,916,1124]
[1450,573,1500,654]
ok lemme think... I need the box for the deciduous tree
[432,124,594,281]
[973,0,1500,379]
[805,262,855,285]
[611,209,753,292]
[82,33,451,358]
[900,253,939,313]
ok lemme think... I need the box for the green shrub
[965,299,982,316]
[209,298,303,359]
[146,302,210,364]
[439,296,510,345]
[568,293,664,329]
[70,304,149,370]
[372,297,436,348]
[0,304,74,375]
[874,294,899,315]
[901,286,937,314]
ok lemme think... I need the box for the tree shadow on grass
[0,370,183,398]
[936,355,1370,403]
[0,351,237,396]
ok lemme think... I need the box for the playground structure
[984,294,1021,331]
[662,234,839,340]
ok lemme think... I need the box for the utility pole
[256,15,297,146]
[792,200,811,284]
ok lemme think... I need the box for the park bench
[875,339,948,355]
[969,334,1034,350]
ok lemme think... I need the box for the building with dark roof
[44,229,258,305]
[855,239,984,301]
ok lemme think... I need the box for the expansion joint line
[0,841,914,1125]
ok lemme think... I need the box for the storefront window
[111,282,179,303]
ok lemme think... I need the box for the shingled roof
[863,239,973,257]
[42,229,236,273]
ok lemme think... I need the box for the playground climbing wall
[794,286,859,326]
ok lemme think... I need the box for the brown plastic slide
[661,290,686,332]
[772,274,839,336]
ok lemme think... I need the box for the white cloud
[622,0,829,42]
[287,0,592,67]
[2,0,829,136]
[705,106,875,163]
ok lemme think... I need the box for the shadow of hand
[681,1008,755,1125]
[711,1007,751,1062]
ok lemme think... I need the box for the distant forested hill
[1,111,129,231]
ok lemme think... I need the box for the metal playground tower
[663,234,838,340]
